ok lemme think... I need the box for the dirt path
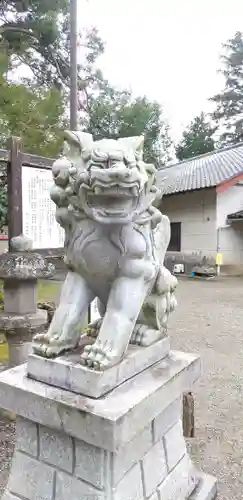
[1,277,243,498]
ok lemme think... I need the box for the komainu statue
[33,131,178,370]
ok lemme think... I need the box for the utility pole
[70,0,78,130]
[70,0,92,322]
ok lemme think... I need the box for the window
[168,222,181,251]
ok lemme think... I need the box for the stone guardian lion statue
[33,131,177,370]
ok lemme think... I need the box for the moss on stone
[143,303,155,321]
[37,281,61,302]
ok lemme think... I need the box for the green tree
[176,113,215,161]
[210,31,243,146]
[0,0,105,154]
[0,0,69,86]
[86,85,173,166]
[0,76,66,156]
[0,71,67,229]
[0,0,104,94]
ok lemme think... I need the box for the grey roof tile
[228,210,243,220]
[156,142,243,195]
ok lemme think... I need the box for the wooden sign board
[22,166,65,249]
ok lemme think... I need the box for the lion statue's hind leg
[130,267,178,347]
[130,295,164,347]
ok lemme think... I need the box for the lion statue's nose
[108,164,131,181]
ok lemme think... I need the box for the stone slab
[112,424,152,485]
[153,397,181,442]
[0,350,200,451]
[27,336,170,398]
[190,473,217,500]
[164,419,186,471]
[157,453,198,500]
[39,425,73,473]
[113,463,143,500]
[4,280,38,314]
[8,451,54,500]
[75,438,105,489]
[55,470,104,500]
[141,439,167,497]
[15,416,38,457]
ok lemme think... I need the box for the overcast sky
[78,0,243,141]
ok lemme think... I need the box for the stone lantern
[0,235,54,366]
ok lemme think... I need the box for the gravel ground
[0,277,243,498]
[169,277,243,500]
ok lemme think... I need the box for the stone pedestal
[0,350,217,500]
[0,235,54,366]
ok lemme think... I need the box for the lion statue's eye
[91,150,109,162]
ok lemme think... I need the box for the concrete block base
[0,351,217,500]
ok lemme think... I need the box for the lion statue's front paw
[80,339,121,370]
[32,332,78,358]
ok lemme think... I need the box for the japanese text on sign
[22,166,65,249]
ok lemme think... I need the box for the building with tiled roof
[156,143,243,267]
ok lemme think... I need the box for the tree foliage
[0,72,67,229]
[0,0,104,157]
[0,75,66,156]
[1,0,68,85]
[0,0,104,92]
[210,31,243,146]
[176,113,215,161]
[86,85,172,166]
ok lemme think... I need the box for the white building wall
[216,184,243,264]
[161,189,217,261]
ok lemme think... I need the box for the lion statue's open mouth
[83,181,140,220]
[87,188,136,214]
